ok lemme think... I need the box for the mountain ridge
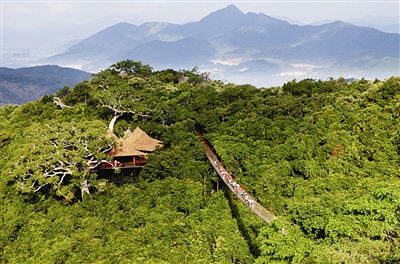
[0,65,91,106]
[8,4,400,85]
[47,5,399,70]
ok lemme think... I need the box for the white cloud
[3,3,74,16]
[46,3,74,14]
[4,4,39,15]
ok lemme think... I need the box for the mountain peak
[225,4,242,12]
[200,4,244,22]
[218,4,243,15]
[96,22,138,36]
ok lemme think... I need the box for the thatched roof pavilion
[106,127,163,158]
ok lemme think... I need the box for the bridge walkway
[201,135,276,224]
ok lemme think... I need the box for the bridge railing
[204,145,276,224]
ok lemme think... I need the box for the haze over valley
[2,4,399,88]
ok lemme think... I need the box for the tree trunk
[108,113,123,132]
[53,97,72,109]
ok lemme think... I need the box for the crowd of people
[213,159,254,209]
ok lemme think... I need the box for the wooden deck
[90,161,145,172]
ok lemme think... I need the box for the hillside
[331,51,400,74]
[0,61,399,263]
[0,65,91,106]
[108,36,217,69]
[45,4,399,83]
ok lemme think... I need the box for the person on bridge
[249,199,254,208]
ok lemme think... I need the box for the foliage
[2,120,111,202]
[109,60,153,77]
[1,60,400,263]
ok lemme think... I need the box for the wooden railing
[201,135,276,224]
[91,160,145,172]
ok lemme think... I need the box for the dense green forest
[1,60,399,263]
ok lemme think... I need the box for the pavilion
[100,126,163,169]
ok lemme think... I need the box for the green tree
[3,120,111,201]
[110,60,153,77]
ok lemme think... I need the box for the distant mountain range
[0,65,91,106]
[40,4,399,84]
[2,4,399,87]
[345,15,400,34]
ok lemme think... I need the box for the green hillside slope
[0,65,91,106]
[1,61,399,263]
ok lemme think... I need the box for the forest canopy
[1,61,399,263]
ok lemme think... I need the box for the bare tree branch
[33,183,47,192]
[53,97,72,109]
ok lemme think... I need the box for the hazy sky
[2,0,399,31]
